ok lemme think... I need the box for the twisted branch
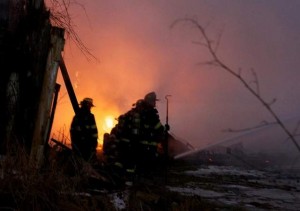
[171,18,300,152]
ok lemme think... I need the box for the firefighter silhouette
[70,98,98,162]
[103,92,166,180]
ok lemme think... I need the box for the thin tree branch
[172,18,300,153]
[249,68,260,95]
[223,121,276,133]
[47,0,98,62]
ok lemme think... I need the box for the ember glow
[93,110,120,146]
[103,116,116,134]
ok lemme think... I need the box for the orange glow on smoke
[50,70,123,148]
[50,11,166,149]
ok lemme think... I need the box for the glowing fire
[102,115,116,134]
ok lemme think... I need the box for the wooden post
[30,27,65,167]
[59,57,80,115]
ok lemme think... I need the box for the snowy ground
[167,165,300,211]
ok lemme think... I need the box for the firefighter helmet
[80,97,95,107]
[144,92,159,106]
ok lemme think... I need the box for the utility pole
[164,94,171,183]
[165,95,172,129]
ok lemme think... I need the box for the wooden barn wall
[0,0,64,155]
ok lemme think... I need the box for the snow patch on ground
[168,165,300,211]
[168,186,225,198]
[109,190,128,210]
[185,165,265,177]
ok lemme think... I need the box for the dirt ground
[1,150,299,210]
[98,159,300,211]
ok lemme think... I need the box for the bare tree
[47,0,98,61]
[171,18,300,153]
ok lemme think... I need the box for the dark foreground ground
[97,159,300,211]
[1,151,300,210]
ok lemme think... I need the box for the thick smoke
[51,1,300,156]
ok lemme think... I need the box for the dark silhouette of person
[135,92,165,175]
[70,97,98,162]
